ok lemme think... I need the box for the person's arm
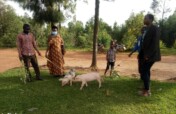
[45,37,51,58]
[32,34,41,56]
[106,51,109,61]
[45,48,49,58]
[114,51,116,62]
[128,50,135,57]
[129,42,138,57]
[60,37,65,55]
[16,34,23,61]
[61,45,65,55]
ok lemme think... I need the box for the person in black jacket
[138,14,161,96]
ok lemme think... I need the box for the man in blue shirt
[129,26,147,80]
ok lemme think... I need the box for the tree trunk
[90,0,100,71]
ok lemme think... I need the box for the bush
[98,30,112,48]
[76,35,88,48]
[173,40,176,49]
[160,40,166,49]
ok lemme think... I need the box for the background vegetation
[1,0,176,50]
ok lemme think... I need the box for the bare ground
[0,49,176,82]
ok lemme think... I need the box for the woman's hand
[45,51,48,58]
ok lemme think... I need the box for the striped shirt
[16,33,37,56]
[107,48,116,62]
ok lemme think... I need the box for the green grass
[38,47,93,53]
[0,69,176,114]
[2,47,176,56]
[65,47,176,56]
[160,48,176,56]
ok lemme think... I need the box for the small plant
[160,40,166,49]
[19,61,32,84]
[111,70,120,78]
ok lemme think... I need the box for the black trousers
[141,61,154,90]
[106,61,115,70]
[138,58,144,80]
[22,55,40,78]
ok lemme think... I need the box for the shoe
[138,89,151,97]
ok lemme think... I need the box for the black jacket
[140,24,161,62]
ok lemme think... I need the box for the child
[104,41,116,76]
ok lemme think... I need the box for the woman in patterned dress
[45,25,65,77]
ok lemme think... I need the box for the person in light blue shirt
[129,26,147,56]
[128,26,147,80]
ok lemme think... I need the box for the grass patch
[38,47,93,52]
[160,48,176,56]
[65,47,92,52]
[0,69,176,114]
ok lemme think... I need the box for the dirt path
[0,49,176,81]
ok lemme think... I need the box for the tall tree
[13,0,76,28]
[162,11,176,47]
[90,0,114,70]
[151,0,171,20]
[90,0,100,70]
[151,0,160,15]
[150,0,171,41]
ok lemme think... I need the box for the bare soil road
[0,49,176,81]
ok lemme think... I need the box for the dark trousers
[138,58,143,80]
[22,55,40,79]
[141,61,154,90]
[106,61,115,70]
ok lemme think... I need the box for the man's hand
[38,51,42,56]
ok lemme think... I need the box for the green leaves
[121,12,144,49]
[161,11,176,48]
[13,0,76,25]
[0,1,23,47]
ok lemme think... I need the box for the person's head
[141,26,147,34]
[23,24,30,34]
[144,14,154,26]
[51,25,58,36]
[110,41,115,49]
